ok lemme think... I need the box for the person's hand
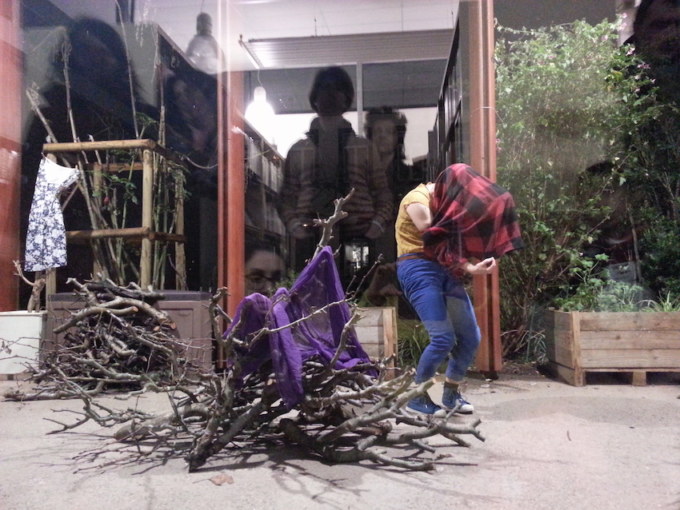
[462,257,496,275]
[364,220,384,240]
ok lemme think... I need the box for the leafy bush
[554,274,680,312]
[495,20,625,357]
[639,216,680,298]
[396,319,430,368]
[606,45,680,303]
[555,279,648,312]
[495,18,680,360]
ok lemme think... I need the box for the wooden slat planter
[545,310,680,386]
[44,291,215,373]
[353,307,398,363]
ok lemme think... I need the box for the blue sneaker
[442,385,474,414]
[406,393,445,417]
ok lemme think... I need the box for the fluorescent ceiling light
[240,29,454,69]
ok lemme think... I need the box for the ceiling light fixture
[245,86,276,143]
[239,34,263,69]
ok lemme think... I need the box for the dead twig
[13,260,46,312]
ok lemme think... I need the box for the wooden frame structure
[433,1,502,375]
[43,139,186,291]
[546,310,680,386]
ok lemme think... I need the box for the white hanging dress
[24,157,80,272]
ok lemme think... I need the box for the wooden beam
[43,139,184,165]
[66,227,185,243]
[0,1,22,311]
[466,0,503,375]
[224,71,246,316]
[91,162,145,172]
[43,139,157,152]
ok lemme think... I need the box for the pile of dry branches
[4,277,204,401]
[4,196,484,472]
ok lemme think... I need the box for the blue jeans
[397,257,481,383]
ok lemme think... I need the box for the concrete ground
[1,368,679,510]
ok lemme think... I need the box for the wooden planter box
[545,310,680,386]
[45,291,214,373]
[353,307,398,362]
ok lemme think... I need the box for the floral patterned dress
[24,158,80,272]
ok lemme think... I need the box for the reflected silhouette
[365,106,425,264]
[21,17,156,299]
[632,0,680,102]
[279,66,392,284]
[165,69,218,171]
[163,66,219,291]
[365,106,413,204]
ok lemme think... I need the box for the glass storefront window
[18,1,662,313]
[19,0,461,309]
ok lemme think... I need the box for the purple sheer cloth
[225,246,373,408]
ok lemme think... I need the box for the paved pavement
[1,370,679,510]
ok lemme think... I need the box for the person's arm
[279,144,313,239]
[364,142,393,239]
[406,202,431,232]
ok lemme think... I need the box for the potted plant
[544,264,680,386]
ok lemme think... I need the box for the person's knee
[457,323,481,349]
[423,319,455,352]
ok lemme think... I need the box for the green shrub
[495,20,625,357]
[495,18,680,361]
[606,46,680,303]
[639,217,680,299]
[396,318,429,368]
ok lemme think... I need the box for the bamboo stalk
[140,149,154,287]
[44,139,157,152]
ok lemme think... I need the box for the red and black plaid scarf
[423,163,524,271]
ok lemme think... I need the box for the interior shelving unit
[243,121,286,252]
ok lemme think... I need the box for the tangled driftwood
[4,194,484,471]
[4,278,192,401]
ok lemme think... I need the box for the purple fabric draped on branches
[224,246,372,408]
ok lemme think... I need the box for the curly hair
[364,106,407,139]
[364,106,408,159]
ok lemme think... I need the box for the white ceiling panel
[242,29,454,69]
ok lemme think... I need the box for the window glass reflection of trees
[20,3,221,294]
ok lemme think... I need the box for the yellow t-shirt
[395,183,430,257]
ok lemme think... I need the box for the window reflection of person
[164,69,218,171]
[164,68,218,291]
[365,107,413,205]
[279,67,392,274]
[364,107,422,263]
[245,242,285,296]
[24,17,148,192]
[632,0,680,102]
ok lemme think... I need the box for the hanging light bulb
[186,12,221,74]
[245,86,276,143]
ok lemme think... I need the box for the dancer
[395,163,523,415]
